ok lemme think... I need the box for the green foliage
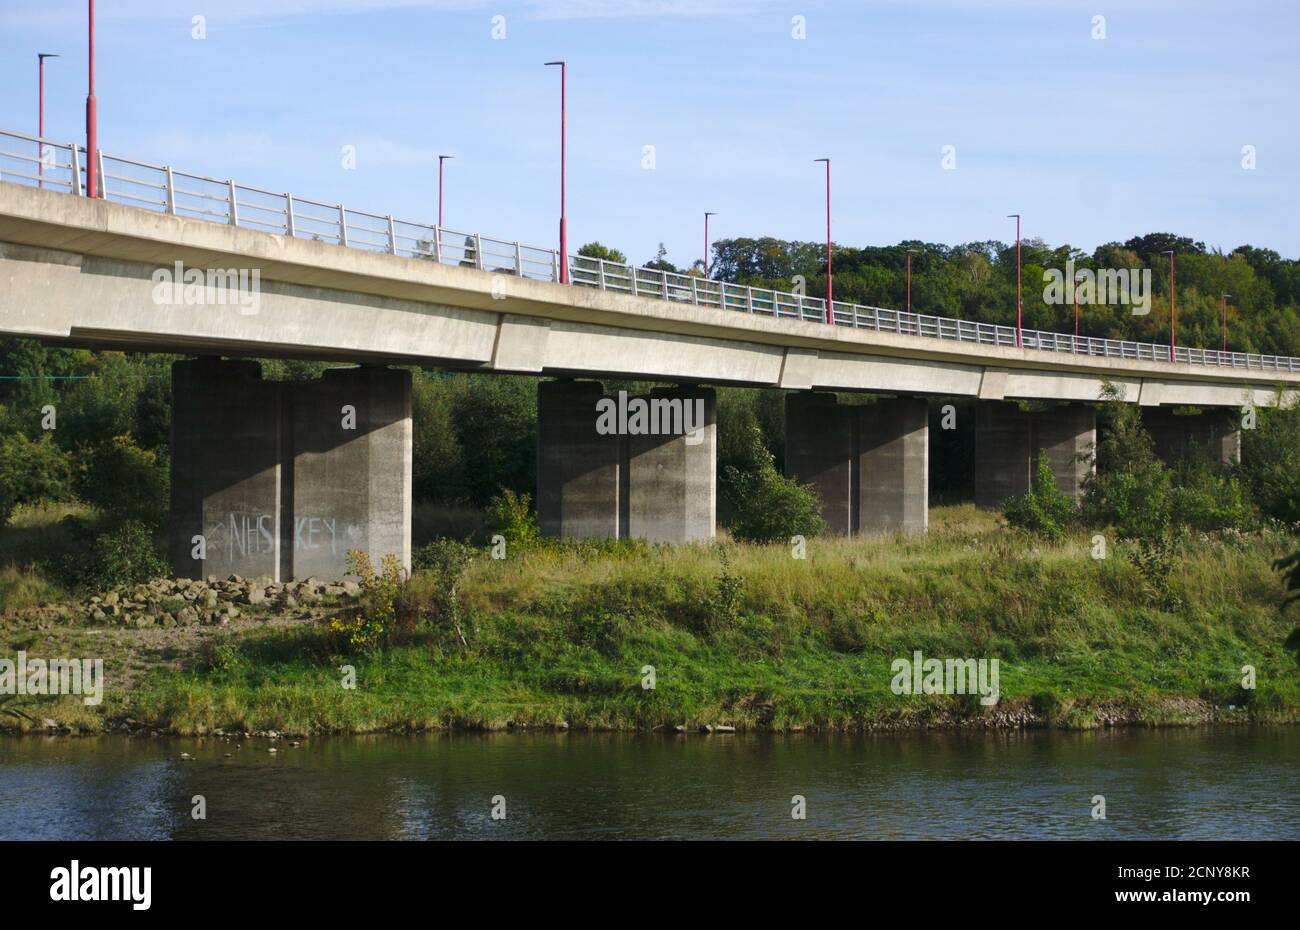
[704,545,744,631]
[487,489,539,550]
[75,434,169,527]
[1169,469,1255,531]
[328,550,408,652]
[1002,451,1078,541]
[0,433,72,526]
[1278,550,1300,663]
[721,427,826,543]
[577,241,627,264]
[1238,402,1300,523]
[411,538,478,648]
[1132,535,1182,612]
[50,517,166,591]
[449,376,537,507]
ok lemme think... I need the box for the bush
[0,433,72,526]
[1239,403,1300,524]
[411,538,477,648]
[50,517,166,591]
[722,427,826,543]
[76,434,169,527]
[486,489,539,550]
[327,550,408,652]
[1002,451,1077,541]
[1169,469,1256,531]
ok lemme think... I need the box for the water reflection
[0,728,1295,840]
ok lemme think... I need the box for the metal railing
[2,127,1297,374]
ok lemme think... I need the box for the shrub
[1002,451,1077,541]
[722,426,826,543]
[1239,403,1300,524]
[0,433,72,526]
[50,517,166,591]
[76,434,169,527]
[411,538,477,648]
[486,488,539,551]
[705,545,745,631]
[1169,469,1256,531]
[327,549,408,652]
[1278,549,1300,663]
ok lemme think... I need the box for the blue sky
[2,1,1297,268]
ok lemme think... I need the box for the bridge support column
[1140,408,1241,466]
[169,359,411,581]
[784,393,928,535]
[536,380,716,543]
[974,401,1095,508]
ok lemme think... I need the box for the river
[1,727,1296,840]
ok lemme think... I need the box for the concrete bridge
[2,133,1297,580]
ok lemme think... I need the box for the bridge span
[2,132,1297,579]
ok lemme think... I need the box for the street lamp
[37,53,59,189]
[1162,249,1176,362]
[1222,293,1232,359]
[437,155,453,229]
[703,212,718,279]
[544,60,567,283]
[85,0,98,198]
[1006,214,1021,347]
[1073,268,1087,347]
[815,158,831,323]
[905,248,919,333]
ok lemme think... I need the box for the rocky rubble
[80,574,360,628]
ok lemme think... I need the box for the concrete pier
[784,393,928,535]
[974,401,1095,508]
[536,380,716,543]
[169,359,412,581]
[1141,407,1242,466]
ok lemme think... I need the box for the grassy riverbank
[3,506,1297,735]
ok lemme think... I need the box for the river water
[1,727,1296,840]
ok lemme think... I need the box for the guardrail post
[747,286,754,313]
[285,194,296,237]
[549,248,557,281]
[338,205,348,246]
[630,265,639,296]
[70,146,83,196]
[514,242,523,276]
[474,234,483,270]
[689,276,698,304]
[96,150,106,199]
[227,180,239,225]
[388,216,398,255]
[434,226,442,263]
[661,269,668,298]
[164,167,176,215]
[597,260,606,290]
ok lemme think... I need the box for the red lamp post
[1007,214,1021,347]
[85,0,98,198]
[815,158,831,323]
[905,248,919,332]
[704,211,717,278]
[437,154,453,228]
[1221,293,1232,359]
[544,61,567,283]
[1162,249,1176,362]
[38,53,59,189]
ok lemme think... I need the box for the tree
[577,241,627,265]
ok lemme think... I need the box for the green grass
[5,505,1298,735]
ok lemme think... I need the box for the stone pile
[82,575,359,628]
